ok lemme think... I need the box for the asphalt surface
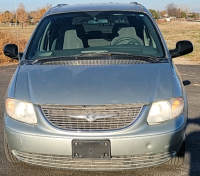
[0,64,200,176]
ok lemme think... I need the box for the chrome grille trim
[12,150,176,170]
[40,104,143,131]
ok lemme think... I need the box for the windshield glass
[26,11,165,60]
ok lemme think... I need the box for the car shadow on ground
[186,117,200,176]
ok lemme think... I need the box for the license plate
[72,140,111,159]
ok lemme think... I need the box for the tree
[1,11,14,24]
[149,9,158,19]
[176,9,181,18]
[156,10,161,19]
[179,5,190,19]
[190,12,200,20]
[29,4,51,23]
[160,10,167,18]
[17,3,28,28]
[36,4,52,22]
[166,3,178,17]
[179,4,190,14]
[194,13,200,20]
[36,8,47,22]
[180,11,187,18]
[12,12,17,23]
[29,11,38,24]
[0,12,2,23]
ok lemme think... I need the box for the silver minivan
[3,3,193,170]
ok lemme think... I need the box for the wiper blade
[71,51,132,57]
[30,56,75,65]
[110,54,161,63]
[76,52,160,62]
[140,55,160,62]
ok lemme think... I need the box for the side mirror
[169,40,193,59]
[183,80,191,86]
[3,44,19,60]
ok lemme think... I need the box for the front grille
[13,150,176,170]
[41,104,143,131]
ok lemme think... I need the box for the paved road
[0,64,200,176]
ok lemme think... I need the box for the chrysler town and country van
[3,3,193,170]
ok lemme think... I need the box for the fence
[9,23,19,26]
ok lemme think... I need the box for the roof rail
[57,4,68,7]
[130,2,140,5]
[130,2,143,12]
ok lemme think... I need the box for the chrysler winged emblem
[68,114,118,122]
[86,114,96,121]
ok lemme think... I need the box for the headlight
[147,98,184,125]
[5,98,37,124]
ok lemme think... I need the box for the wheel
[167,141,185,166]
[4,132,20,163]
[112,37,142,45]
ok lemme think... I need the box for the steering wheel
[113,37,142,46]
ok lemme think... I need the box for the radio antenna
[15,0,20,60]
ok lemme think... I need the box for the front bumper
[12,150,175,170]
[5,114,186,170]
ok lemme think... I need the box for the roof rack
[130,2,143,12]
[56,4,68,7]
[130,2,140,5]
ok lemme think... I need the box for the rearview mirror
[3,44,19,60]
[169,40,193,59]
[88,19,108,24]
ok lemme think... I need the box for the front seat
[111,27,143,46]
[63,30,84,49]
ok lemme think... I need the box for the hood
[15,63,173,105]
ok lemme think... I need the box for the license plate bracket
[72,140,111,159]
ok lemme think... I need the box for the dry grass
[0,21,200,65]
[158,21,200,61]
[0,25,34,65]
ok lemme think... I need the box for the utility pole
[15,0,17,26]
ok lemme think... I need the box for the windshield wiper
[29,56,75,65]
[138,55,160,63]
[70,51,133,57]
[73,51,161,62]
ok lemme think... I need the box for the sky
[0,0,200,13]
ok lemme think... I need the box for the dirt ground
[173,57,199,65]
[158,20,200,62]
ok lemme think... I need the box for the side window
[141,15,164,56]
[34,21,52,52]
[143,26,156,48]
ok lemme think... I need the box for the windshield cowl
[23,54,167,65]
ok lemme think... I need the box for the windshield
[26,11,165,60]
